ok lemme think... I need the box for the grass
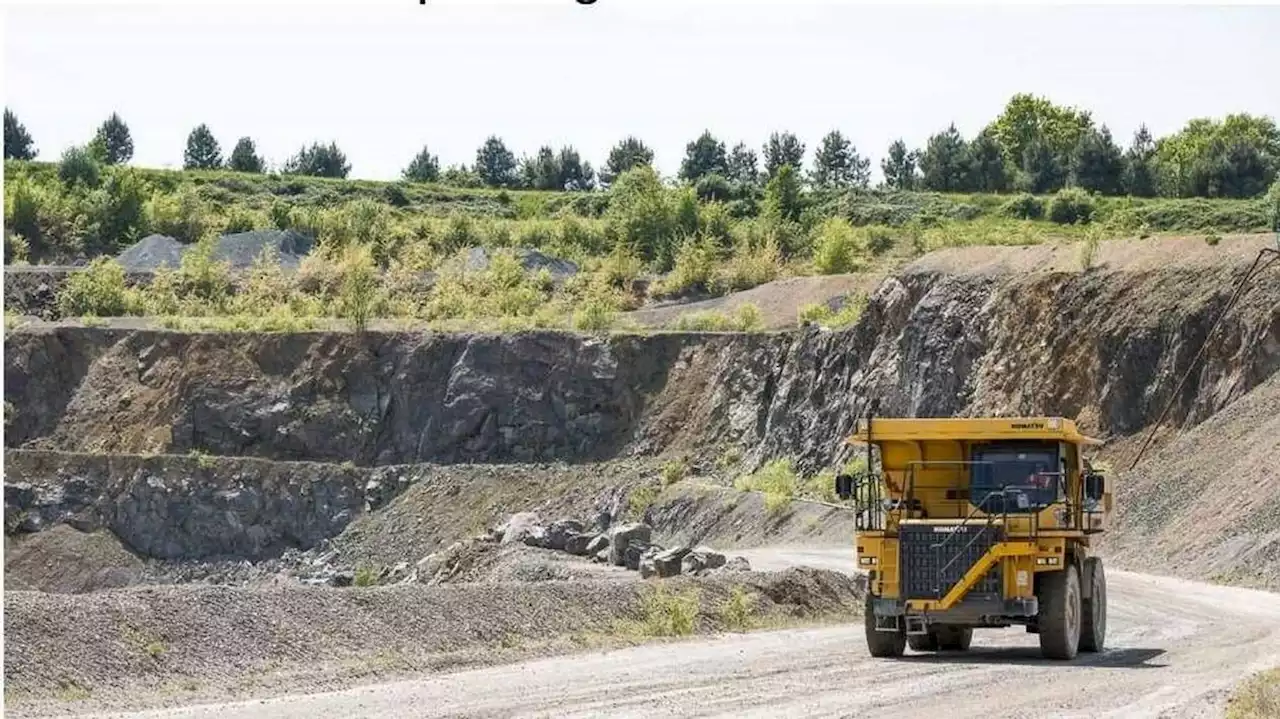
[627,483,660,521]
[798,293,867,329]
[187,449,216,470]
[735,458,800,514]
[672,303,764,332]
[660,457,689,486]
[636,583,701,637]
[720,586,757,632]
[353,564,382,587]
[1227,668,1280,719]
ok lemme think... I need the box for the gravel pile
[209,230,313,270]
[115,234,185,271]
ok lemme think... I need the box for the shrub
[720,586,756,632]
[811,217,865,274]
[1079,231,1100,271]
[734,458,799,514]
[1205,232,1222,247]
[712,238,780,295]
[6,178,41,246]
[5,233,30,263]
[146,187,209,243]
[353,565,380,587]
[572,298,616,332]
[58,146,101,187]
[660,458,688,486]
[221,207,264,234]
[865,226,895,255]
[1047,187,1096,225]
[1000,193,1045,220]
[798,294,866,328]
[176,235,233,309]
[639,585,700,637]
[58,257,133,317]
[656,235,718,297]
[338,244,381,331]
[673,303,763,332]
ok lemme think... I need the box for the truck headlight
[859,556,877,565]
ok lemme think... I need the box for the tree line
[5,93,1278,199]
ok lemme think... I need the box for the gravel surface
[61,552,1280,719]
[209,230,312,270]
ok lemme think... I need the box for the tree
[92,112,134,165]
[965,130,1008,192]
[4,109,36,160]
[522,146,562,190]
[762,164,803,222]
[880,139,919,190]
[1069,125,1125,195]
[811,130,868,190]
[1155,114,1279,198]
[1122,125,1157,197]
[283,142,350,178]
[601,136,654,186]
[919,124,969,192]
[989,93,1093,168]
[1017,136,1067,194]
[763,132,806,179]
[228,137,265,173]
[475,136,518,188]
[403,145,440,183]
[679,130,728,183]
[183,124,222,170]
[726,142,760,186]
[557,146,595,191]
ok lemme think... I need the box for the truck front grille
[898,523,1003,601]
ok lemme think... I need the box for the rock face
[8,253,1278,473]
[1,451,418,561]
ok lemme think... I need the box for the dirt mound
[4,525,145,593]
[116,234,185,271]
[1103,369,1280,590]
[625,273,881,330]
[2,568,862,713]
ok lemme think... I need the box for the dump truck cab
[836,413,1113,660]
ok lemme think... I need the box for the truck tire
[936,625,972,651]
[1079,557,1107,653]
[864,596,906,658]
[1036,564,1082,660]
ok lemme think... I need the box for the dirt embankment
[8,236,1278,476]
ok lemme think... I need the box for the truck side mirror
[1085,472,1105,502]
[835,473,853,500]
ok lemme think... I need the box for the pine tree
[227,137,265,173]
[4,109,36,160]
[880,139,918,190]
[92,112,133,165]
[763,132,806,179]
[403,145,441,183]
[183,124,223,170]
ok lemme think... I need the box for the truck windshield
[970,445,1060,513]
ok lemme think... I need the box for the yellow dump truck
[835,412,1112,660]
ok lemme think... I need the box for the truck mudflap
[872,596,1039,624]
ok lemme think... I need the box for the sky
[4,3,1279,182]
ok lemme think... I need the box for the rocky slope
[8,236,1278,475]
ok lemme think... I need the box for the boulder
[683,546,727,575]
[585,534,610,555]
[624,541,654,571]
[638,552,659,579]
[724,556,751,572]
[520,527,548,548]
[564,532,595,556]
[608,523,652,566]
[594,547,611,564]
[331,570,355,587]
[500,512,543,545]
[652,546,691,578]
[544,519,586,552]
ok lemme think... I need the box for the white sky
[4,3,1278,182]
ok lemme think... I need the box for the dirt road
[87,549,1280,719]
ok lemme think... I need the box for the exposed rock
[543,519,586,552]
[682,547,727,575]
[723,556,751,572]
[593,547,611,564]
[624,541,656,571]
[500,512,544,545]
[585,534,610,556]
[608,523,652,566]
[652,546,692,578]
[564,532,595,556]
[331,570,354,587]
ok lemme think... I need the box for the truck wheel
[864,596,905,658]
[936,625,972,651]
[1079,557,1107,653]
[1036,564,1081,660]
[907,633,938,652]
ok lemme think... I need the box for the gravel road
[84,548,1280,719]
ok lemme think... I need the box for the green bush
[639,585,700,637]
[146,187,209,243]
[811,217,865,274]
[798,294,866,328]
[339,244,382,331]
[58,146,101,188]
[58,257,135,317]
[735,458,799,514]
[657,235,718,297]
[1000,193,1045,220]
[673,303,763,332]
[572,298,617,331]
[865,226,895,255]
[1047,187,1096,225]
[711,238,780,294]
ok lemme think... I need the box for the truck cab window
[970,443,1060,513]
